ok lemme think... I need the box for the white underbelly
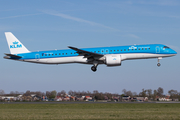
[121,53,174,60]
[23,53,175,64]
[24,56,88,64]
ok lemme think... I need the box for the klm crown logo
[13,41,19,44]
[10,41,22,48]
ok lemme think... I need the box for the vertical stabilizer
[5,32,30,54]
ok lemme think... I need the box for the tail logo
[10,41,22,48]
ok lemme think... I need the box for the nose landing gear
[157,57,162,67]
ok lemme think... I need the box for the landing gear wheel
[91,66,97,72]
[157,63,161,67]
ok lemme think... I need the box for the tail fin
[5,32,30,54]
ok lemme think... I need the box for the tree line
[0,87,180,100]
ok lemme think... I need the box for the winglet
[68,46,79,51]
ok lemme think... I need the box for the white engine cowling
[105,54,121,66]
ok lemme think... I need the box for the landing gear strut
[157,57,162,67]
[91,61,98,72]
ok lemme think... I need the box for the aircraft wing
[68,46,104,58]
[4,53,22,58]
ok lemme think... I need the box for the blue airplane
[4,32,177,72]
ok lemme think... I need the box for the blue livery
[4,32,177,72]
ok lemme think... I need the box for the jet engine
[105,54,121,66]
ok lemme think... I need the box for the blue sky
[0,0,179,94]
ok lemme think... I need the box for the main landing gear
[91,66,97,72]
[157,57,162,67]
[91,61,98,72]
[157,63,161,67]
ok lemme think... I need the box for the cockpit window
[163,46,170,49]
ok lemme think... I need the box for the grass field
[0,103,180,120]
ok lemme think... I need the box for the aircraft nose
[171,50,177,54]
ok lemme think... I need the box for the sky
[0,0,180,95]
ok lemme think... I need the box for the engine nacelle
[105,54,121,66]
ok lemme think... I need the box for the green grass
[0,103,180,120]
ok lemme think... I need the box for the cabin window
[149,48,150,50]
[102,51,104,52]
[132,49,133,51]
[135,49,137,50]
[110,50,112,52]
[114,50,115,52]
[124,49,126,51]
[138,49,140,50]
[59,53,61,55]
[42,54,43,56]
[45,54,47,56]
[121,50,122,51]
[62,53,64,55]
[55,54,57,55]
[74,52,76,54]
[106,50,108,52]
[117,50,119,51]
[66,53,67,55]
[128,49,129,51]
[145,48,147,50]
[71,53,72,54]
[142,48,144,50]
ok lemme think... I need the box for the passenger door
[35,54,40,61]
[156,46,160,53]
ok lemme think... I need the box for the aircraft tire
[91,66,97,72]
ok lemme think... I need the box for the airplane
[4,32,177,72]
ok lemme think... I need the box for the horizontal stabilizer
[4,53,22,58]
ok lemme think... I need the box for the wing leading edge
[68,46,104,58]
